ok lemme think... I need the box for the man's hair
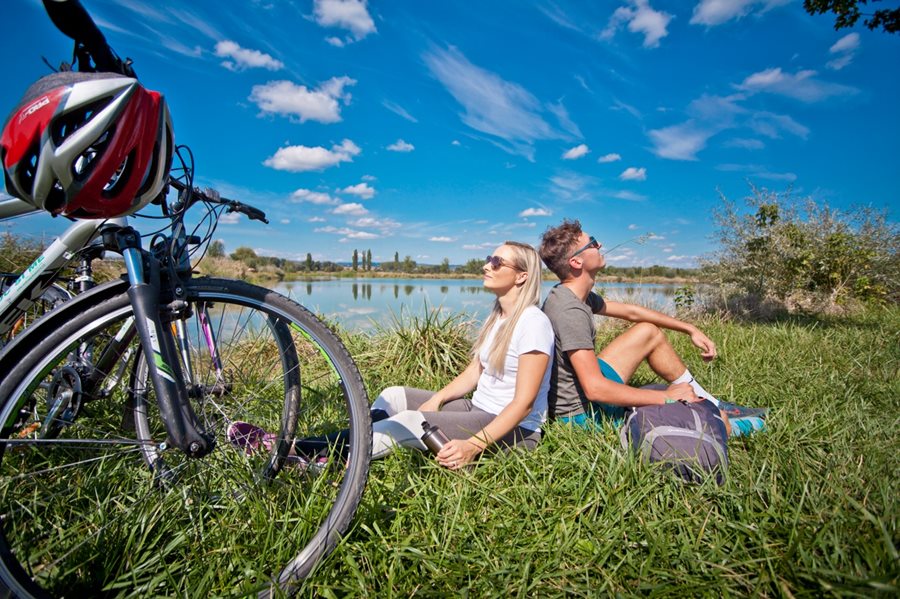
[538,219,583,280]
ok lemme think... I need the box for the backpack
[619,399,728,484]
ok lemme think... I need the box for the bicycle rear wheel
[0,278,371,597]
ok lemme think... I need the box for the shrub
[706,185,899,313]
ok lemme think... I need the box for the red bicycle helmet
[1,71,173,219]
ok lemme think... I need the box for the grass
[297,305,899,597]
[2,301,897,596]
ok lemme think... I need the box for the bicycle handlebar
[42,0,132,75]
[168,180,269,225]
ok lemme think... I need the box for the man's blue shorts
[558,358,627,430]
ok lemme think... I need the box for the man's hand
[665,382,701,403]
[436,439,483,470]
[689,328,717,362]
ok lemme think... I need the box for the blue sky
[3,0,898,267]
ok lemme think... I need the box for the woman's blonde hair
[472,240,544,376]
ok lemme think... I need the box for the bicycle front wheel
[0,278,371,597]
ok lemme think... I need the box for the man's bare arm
[600,301,716,361]
[568,348,699,406]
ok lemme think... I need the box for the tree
[230,246,259,268]
[401,255,416,272]
[305,253,313,271]
[394,251,399,264]
[707,185,899,309]
[804,0,900,33]
[207,240,225,258]
[352,249,359,271]
[366,249,372,271]
[440,257,450,274]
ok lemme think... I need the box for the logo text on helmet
[18,96,51,124]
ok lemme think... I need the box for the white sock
[672,369,719,405]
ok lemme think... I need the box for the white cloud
[715,163,797,181]
[648,234,665,240]
[214,40,284,71]
[361,174,376,181]
[598,153,622,163]
[519,207,552,217]
[387,139,415,152]
[313,0,376,41]
[308,216,326,223]
[748,111,810,139]
[724,137,765,150]
[827,32,860,71]
[628,223,639,230]
[325,36,345,48]
[429,236,455,242]
[690,0,790,26]
[736,67,857,102]
[601,0,673,49]
[462,242,499,251]
[340,182,375,199]
[250,77,356,123]
[609,190,646,201]
[333,202,368,216]
[348,216,401,231]
[291,188,338,205]
[280,218,291,224]
[451,140,461,146]
[562,144,590,160]
[219,212,241,224]
[667,255,691,262]
[264,139,360,172]
[315,225,378,239]
[648,121,712,160]
[383,100,418,123]
[830,32,860,54]
[619,167,647,181]
[423,46,573,160]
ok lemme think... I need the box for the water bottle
[420,421,450,455]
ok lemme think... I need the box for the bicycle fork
[118,228,213,458]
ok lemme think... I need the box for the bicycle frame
[0,195,126,341]
[0,194,218,456]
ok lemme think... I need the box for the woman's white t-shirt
[471,305,555,432]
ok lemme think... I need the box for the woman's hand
[436,439,483,470]
[689,328,717,361]
[418,396,444,413]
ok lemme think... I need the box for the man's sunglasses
[485,255,521,271]
[570,236,601,258]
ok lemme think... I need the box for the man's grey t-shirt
[541,285,605,418]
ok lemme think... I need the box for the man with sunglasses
[538,219,756,431]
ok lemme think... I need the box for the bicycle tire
[0,277,372,598]
[0,274,72,347]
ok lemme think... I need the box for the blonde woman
[230,241,555,470]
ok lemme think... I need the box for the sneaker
[227,421,276,454]
[729,416,766,437]
[717,399,769,420]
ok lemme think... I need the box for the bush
[706,185,899,313]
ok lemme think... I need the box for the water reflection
[274,277,694,331]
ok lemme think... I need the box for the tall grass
[304,306,899,596]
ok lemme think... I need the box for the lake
[273,278,695,330]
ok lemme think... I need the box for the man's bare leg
[597,322,686,383]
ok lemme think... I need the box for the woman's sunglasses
[485,255,521,271]
[570,236,601,258]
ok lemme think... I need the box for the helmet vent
[51,98,112,146]
[101,149,135,198]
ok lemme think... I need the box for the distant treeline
[219,244,701,279]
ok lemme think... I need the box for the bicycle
[0,1,372,596]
